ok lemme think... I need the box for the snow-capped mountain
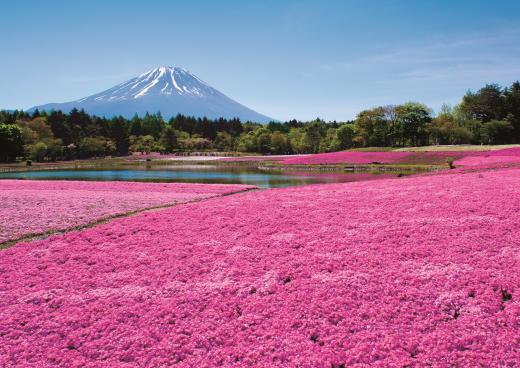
[29,66,273,122]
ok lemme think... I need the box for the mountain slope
[29,66,273,123]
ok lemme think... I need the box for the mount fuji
[29,66,274,123]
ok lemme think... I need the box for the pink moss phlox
[1,170,520,365]
[280,151,411,165]
[0,180,254,242]
[454,147,520,167]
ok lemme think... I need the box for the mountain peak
[139,65,189,77]
[29,66,273,122]
[121,65,210,100]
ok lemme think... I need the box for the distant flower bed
[0,180,254,243]
[487,147,520,156]
[2,169,520,366]
[454,147,520,167]
[280,151,412,165]
[454,155,520,167]
[278,150,467,165]
[219,154,309,162]
[279,147,520,166]
[285,170,398,182]
[126,152,178,161]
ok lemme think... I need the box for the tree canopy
[1,80,520,162]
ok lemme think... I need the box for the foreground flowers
[0,180,254,243]
[1,169,520,366]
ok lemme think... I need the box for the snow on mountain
[29,66,274,123]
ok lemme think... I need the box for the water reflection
[0,166,408,188]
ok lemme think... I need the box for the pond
[0,165,407,188]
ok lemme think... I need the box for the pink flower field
[454,147,520,168]
[2,169,520,366]
[280,151,412,165]
[279,147,520,166]
[454,155,520,167]
[0,180,254,243]
[278,150,476,166]
[219,154,310,163]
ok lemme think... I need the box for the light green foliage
[129,135,155,154]
[78,136,116,157]
[270,131,289,154]
[178,136,212,151]
[288,128,309,154]
[214,131,235,151]
[28,142,48,161]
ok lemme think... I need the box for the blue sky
[1,0,519,121]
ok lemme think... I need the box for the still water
[0,165,404,188]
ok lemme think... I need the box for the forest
[1,81,519,162]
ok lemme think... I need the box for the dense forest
[1,81,519,162]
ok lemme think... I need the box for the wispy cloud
[316,27,520,85]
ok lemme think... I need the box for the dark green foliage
[334,124,355,149]
[142,112,166,140]
[480,120,514,144]
[160,126,178,152]
[460,84,506,122]
[0,124,24,162]
[505,82,520,137]
[109,117,130,155]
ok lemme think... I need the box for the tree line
[1,81,519,162]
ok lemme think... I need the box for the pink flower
[0,180,254,243]
[1,169,520,365]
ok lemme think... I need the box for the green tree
[28,142,48,161]
[333,124,355,150]
[236,132,257,152]
[44,138,64,161]
[267,121,289,134]
[270,131,289,154]
[303,121,325,153]
[288,128,309,153]
[129,115,143,136]
[505,81,520,140]
[142,113,165,140]
[78,137,115,157]
[394,103,432,146]
[21,125,39,145]
[459,84,506,122]
[160,126,178,152]
[178,136,212,151]
[0,124,24,162]
[129,135,156,154]
[428,106,471,145]
[355,107,389,147]
[109,117,129,155]
[318,128,337,152]
[480,120,514,144]
[214,131,234,151]
[254,128,272,154]
[18,117,54,140]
